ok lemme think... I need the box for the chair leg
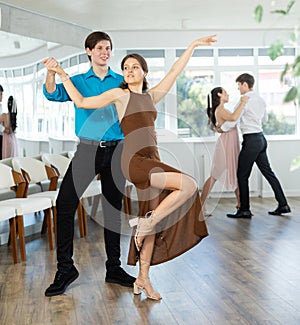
[41,206,56,234]
[52,206,57,234]
[90,194,101,219]
[123,185,133,218]
[9,218,18,264]
[82,204,88,237]
[77,202,85,238]
[41,216,47,234]
[45,208,54,250]
[16,215,26,262]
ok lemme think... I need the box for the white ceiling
[2,0,300,31]
[0,0,299,59]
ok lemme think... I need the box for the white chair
[0,206,17,263]
[42,153,70,180]
[0,163,54,262]
[11,157,59,237]
[41,153,99,237]
[67,151,75,159]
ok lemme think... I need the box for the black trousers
[56,141,125,272]
[237,132,287,211]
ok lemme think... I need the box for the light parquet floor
[0,196,299,325]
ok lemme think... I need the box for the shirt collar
[84,66,118,80]
[245,90,254,96]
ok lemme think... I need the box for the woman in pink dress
[0,96,19,159]
[200,87,248,216]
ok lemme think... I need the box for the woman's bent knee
[182,175,198,196]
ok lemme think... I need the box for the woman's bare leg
[234,187,240,209]
[200,176,216,215]
[134,234,161,300]
[134,172,197,250]
[149,172,197,221]
[134,194,161,300]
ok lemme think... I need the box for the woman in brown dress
[43,34,216,300]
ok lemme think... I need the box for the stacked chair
[0,163,54,263]
[41,153,101,237]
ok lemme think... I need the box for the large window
[177,70,214,137]
[258,69,296,135]
[0,46,299,140]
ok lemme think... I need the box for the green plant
[177,73,213,137]
[254,1,300,171]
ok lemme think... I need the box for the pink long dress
[1,113,19,159]
[210,122,240,191]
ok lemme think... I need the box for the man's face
[237,81,248,95]
[86,40,112,67]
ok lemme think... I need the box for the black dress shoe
[268,204,291,216]
[105,267,136,287]
[227,209,252,219]
[45,265,79,297]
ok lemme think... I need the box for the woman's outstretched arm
[42,57,122,110]
[150,35,217,103]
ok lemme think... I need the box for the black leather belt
[80,138,121,147]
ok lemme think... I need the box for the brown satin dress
[121,92,208,266]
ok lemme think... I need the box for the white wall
[18,134,299,197]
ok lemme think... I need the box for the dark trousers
[237,132,287,211]
[56,141,125,272]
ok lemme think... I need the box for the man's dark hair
[85,31,113,62]
[236,73,255,89]
[0,84,3,92]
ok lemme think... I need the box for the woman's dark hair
[207,87,222,131]
[7,95,17,132]
[235,73,255,89]
[84,31,113,62]
[119,53,149,92]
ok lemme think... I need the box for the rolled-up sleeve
[43,83,71,102]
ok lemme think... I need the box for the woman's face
[219,88,229,103]
[123,58,146,85]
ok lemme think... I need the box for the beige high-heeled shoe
[133,277,162,301]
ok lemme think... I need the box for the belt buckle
[99,141,106,148]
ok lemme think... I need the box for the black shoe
[105,267,136,287]
[268,204,291,216]
[45,265,79,297]
[227,209,252,219]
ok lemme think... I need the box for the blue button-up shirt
[43,67,124,141]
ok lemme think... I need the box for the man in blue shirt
[43,31,135,296]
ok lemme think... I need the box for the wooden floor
[0,196,300,325]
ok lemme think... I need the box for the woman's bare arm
[149,35,217,104]
[0,113,5,123]
[218,96,248,122]
[42,58,123,110]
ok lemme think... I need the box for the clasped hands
[43,57,64,76]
